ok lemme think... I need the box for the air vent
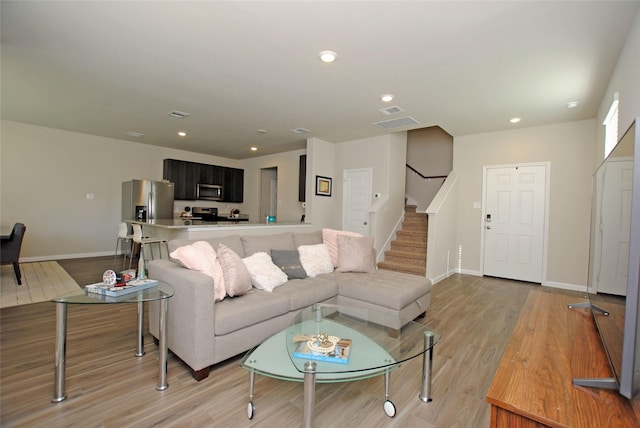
[168,110,191,119]
[291,127,311,134]
[374,116,420,130]
[126,131,144,138]
[379,106,404,115]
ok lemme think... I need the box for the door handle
[486,225,491,229]
[363,222,368,225]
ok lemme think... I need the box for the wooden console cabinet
[486,290,640,427]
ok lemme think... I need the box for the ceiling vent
[374,116,420,130]
[168,110,191,119]
[379,106,404,116]
[291,127,311,134]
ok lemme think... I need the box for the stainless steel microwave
[196,183,223,201]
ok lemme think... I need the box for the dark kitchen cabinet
[223,167,244,202]
[299,154,306,202]
[164,159,242,202]
[199,164,223,186]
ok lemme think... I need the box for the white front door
[598,158,633,295]
[483,164,547,283]
[343,168,372,236]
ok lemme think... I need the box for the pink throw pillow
[322,228,363,268]
[170,241,225,302]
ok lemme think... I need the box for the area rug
[0,261,81,308]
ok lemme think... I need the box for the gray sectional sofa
[147,230,432,381]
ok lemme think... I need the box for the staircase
[377,205,428,276]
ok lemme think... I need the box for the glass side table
[50,282,174,402]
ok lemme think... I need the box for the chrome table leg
[303,361,316,428]
[156,298,169,391]
[419,331,435,403]
[136,301,145,357]
[52,303,67,402]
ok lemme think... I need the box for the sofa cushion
[337,235,376,273]
[271,249,307,279]
[241,233,295,256]
[322,228,363,267]
[169,241,226,302]
[214,291,289,335]
[298,244,334,277]
[272,277,338,311]
[242,252,288,291]
[217,244,252,297]
[326,270,432,311]
[292,230,323,247]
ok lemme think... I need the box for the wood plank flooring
[1,256,581,427]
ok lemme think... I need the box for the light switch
[86,193,94,200]
[473,201,480,209]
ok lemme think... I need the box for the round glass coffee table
[240,303,440,427]
[50,281,174,402]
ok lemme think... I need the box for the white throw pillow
[170,241,226,302]
[242,252,288,292]
[298,243,334,277]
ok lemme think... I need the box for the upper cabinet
[163,159,243,202]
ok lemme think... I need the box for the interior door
[343,168,372,236]
[483,164,547,283]
[598,158,633,295]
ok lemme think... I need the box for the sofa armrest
[147,259,216,372]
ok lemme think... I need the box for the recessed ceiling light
[250,147,258,151]
[319,50,337,63]
[178,131,187,137]
[567,101,579,109]
[257,129,267,134]
[381,94,394,102]
[510,117,522,124]
[126,131,144,138]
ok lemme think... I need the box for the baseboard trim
[542,280,588,293]
[21,251,114,263]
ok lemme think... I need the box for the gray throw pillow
[270,249,307,279]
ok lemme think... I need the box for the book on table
[293,336,352,364]
[86,279,158,297]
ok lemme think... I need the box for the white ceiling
[1,1,638,159]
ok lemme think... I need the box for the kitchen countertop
[127,219,310,229]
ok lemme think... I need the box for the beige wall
[406,126,453,211]
[335,133,407,253]
[243,149,306,223]
[453,119,596,288]
[0,120,302,259]
[596,9,640,167]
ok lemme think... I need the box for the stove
[192,206,218,221]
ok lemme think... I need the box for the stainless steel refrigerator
[122,180,175,221]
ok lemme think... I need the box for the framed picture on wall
[315,175,332,197]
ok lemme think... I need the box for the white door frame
[480,161,550,283]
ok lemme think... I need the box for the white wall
[305,137,339,229]
[453,119,596,288]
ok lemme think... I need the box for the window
[603,93,619,158]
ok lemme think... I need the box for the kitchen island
[127,219,313,241]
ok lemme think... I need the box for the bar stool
[114,222,134,270]
[130,224,168,276]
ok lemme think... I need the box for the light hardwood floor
[1,256,582,427]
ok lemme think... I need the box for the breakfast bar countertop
[127,219,311,229]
